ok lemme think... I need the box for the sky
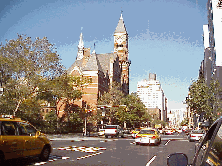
[0,0,208,110]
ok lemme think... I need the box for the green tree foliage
[0,35,88,133]
[186,78,222,122]
[98,81,125,124]
[98,82,151,127]
[121,94,151,127]
[180,117,188,126]
[0,34,64,116]
[208,79,222,122]
[44,111,58,133]
[186,78,209,115]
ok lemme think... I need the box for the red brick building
[66,13,130,111]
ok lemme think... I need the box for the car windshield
[191,130,205,134]
[139,130,155,134]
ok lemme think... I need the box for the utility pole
[84,104,87,136]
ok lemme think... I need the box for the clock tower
[114,13,130,94]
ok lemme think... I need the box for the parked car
[188,130,205,142]
[104,125,124,138]
[167,116,222,166]
[0,115,52,164]
[98,129,105,136]
[135,128,161,146]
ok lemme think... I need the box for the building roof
[67,58,84,74]
[68,52,116,75]
[82,51,99,71]
[115,13,127,34]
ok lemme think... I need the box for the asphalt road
[4,133,196,166]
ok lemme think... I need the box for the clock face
[116,36,123,44]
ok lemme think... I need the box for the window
[207,124,222,165]
[194,121,218,166]
[1,121,17,135]
[18,122,37,136]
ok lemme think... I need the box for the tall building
[66,13,130,111]
[201,0,222,86]
[137,73,167,121]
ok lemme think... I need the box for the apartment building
[137,73,167,121]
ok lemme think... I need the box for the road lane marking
[164,140,171,145]
[146,155,157,166]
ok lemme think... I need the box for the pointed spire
[115,12,127,34]
[77,32,84,60]
[120,13,123,19]
[78,32,84,48]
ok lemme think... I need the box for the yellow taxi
[131,128,141,138]
[135,128,161,146]
[0,115,52,163]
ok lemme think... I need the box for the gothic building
[67,13,130,110]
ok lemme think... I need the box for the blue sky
[0,0,208,110]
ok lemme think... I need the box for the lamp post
[84,104,87,136]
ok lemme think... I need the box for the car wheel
[40,146,50,161]
[136,142,140,145]
[105,135,108,138]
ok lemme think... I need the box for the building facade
[200,0,222,86]
[67,13,130,111]
[137,73,167,121]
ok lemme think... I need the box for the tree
[186,77,222,124]
[44,111,58,133]
[98,81,125,124]
[121,94,151,128]
[180,117,188,126]
[37,73,90,133]
[0,34,64,117]
[208,79,222,122]
[98,82,151,127]
[186,78,210,118]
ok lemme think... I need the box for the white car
[98,129,105,136]
[188,130,205,142]
[177,128,183,133]
[164,129,174,135]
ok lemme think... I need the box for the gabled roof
[67,58,84,74]
[97,53,116,74]
[82,51,99,71]
[68,52,117,75]
[115,13,127,34]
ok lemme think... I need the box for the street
[5,133,196,166]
